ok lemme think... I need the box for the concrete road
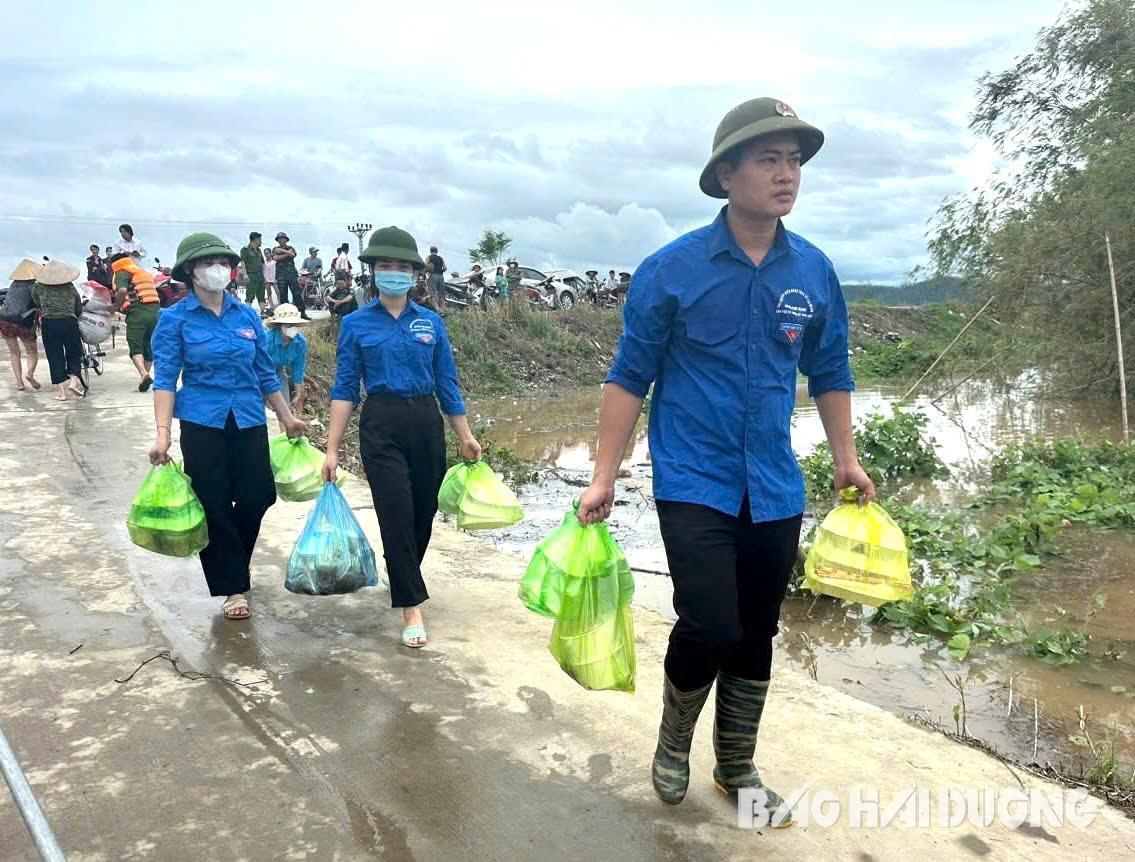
[2,343,1134,861]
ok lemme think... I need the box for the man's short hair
[90,244,99,251]
[109,252,130,263]
[119,223,133,236]
[250,231,261,242]
[430,246,438,253]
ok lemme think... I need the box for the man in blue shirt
[578,98,875,820]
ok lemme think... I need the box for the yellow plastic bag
[804,489,912,606]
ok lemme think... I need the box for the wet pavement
[469,382,1135,777]
[2,345,1135,860]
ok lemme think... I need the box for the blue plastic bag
[285,484,380,595]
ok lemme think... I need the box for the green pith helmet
[358,226,424,270]
[699,97,825,198]
[171,232,239,283]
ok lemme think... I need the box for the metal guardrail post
[0,724,66,861]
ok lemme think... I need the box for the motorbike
[442,276,478,311]
[476,280,502,310]
[584,279,619,308]
[152,258,188,307]
[525,276,559,310]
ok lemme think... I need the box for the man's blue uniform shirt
[606,208,854,522]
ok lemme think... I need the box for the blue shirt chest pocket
[184,321,256,370]
[358,328,396,376]
[679,290,743,353]
[359,324,434,385]
[769,287,819,357]
[402,321,436,374]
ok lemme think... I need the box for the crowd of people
[4,96,873,817]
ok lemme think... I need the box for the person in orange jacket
[111,253,162,391]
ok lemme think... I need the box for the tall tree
[469,230,514,268]
[928,0,1135,395]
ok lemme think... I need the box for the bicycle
[78,340,106,391]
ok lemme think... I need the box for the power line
[0,214,341,228]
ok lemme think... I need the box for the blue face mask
[375,271,413,296]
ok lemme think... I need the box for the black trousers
[656,498,802,691]
[359,394,447,608]
[180,413,276,597]
[277,272,305,311]
[41,317,83,384]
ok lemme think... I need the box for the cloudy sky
[2,0,1066,284]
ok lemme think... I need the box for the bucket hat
[265,304,309,327]
[358,226,424,269]
[9,258,44,281]
[37,260,80,285]
[171,232,239,283]
[699,97,824,198]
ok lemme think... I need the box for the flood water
[466,379,1135,777]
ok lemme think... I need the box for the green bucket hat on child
[171,232,239,283]
[358,226,425,270]
[699,97,825,198]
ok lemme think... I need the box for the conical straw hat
[8,258,43,281]
[37,260,80,285]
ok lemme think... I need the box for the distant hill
[843,276,969,306]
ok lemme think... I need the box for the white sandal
[222,595,250,620]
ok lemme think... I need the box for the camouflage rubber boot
[651,675,712,805]
[712,673,792,826]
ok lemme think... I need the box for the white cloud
[1,0,1067,283]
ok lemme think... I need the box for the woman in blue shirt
[264,303,309,416]
[149,233,307,621]
[321,226,481,648]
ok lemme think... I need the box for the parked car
[545,268,588,294]
[454,264,578,309]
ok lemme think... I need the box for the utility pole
[348,223,372,275]
[1105,232,1129,443]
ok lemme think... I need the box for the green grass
[445,302,622,397]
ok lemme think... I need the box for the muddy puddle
[465,379,1135,776]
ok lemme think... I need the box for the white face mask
[194,263,231,293]
[283,326,299,338]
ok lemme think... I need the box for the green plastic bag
[455,462,523,531]
[285,484,381,595]
[269,435,344,503]
[126,462,209,558]
[804,488,912,606]
[521,504,636,693]
[549,604,636,694]
[519,505,633,618]
[437,462,471,515]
